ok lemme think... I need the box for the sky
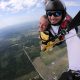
[0,0,80,29]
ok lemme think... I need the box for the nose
[51,15,55,19]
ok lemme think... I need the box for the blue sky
[0,0,80,29]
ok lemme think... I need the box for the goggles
[46,11,62,17]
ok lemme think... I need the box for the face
[47,11,62,25]
[39,16,49,31]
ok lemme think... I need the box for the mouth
[51,19,58,24]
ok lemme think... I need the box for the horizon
[0,20,38,31]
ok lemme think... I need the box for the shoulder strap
[58,15,72,35]
[60,14,72,29]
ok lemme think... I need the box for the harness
[56,15,72,40]
[40,15,72,51]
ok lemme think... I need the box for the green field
[0,21,43,80]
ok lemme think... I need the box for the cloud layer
[64,0,80,7]
[0,0,44,13]
[0,0,80,13]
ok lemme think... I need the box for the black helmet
[45,0,66,25]
[45,0,66,11]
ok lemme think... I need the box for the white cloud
[64,1,80,7]
[0,0,80,13]
[0,0,44,13]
